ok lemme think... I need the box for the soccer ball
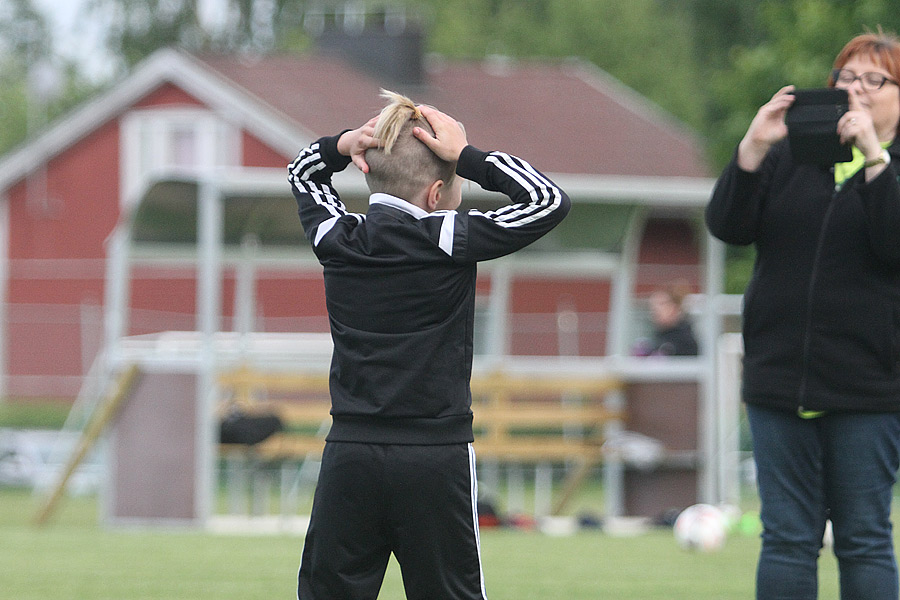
[673,503,727,552]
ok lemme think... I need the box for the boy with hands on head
[289,90,569,600]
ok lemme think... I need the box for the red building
[0,25,712,400]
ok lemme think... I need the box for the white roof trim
[551,173,716,207]
[171,51,314,154]
[0,48,312,193]
[135,166,715,208]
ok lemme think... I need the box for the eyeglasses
[832,68,899,92]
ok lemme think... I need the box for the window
[121,108,239,208]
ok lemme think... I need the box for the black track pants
[297,441,487,600]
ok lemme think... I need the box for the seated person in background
[635,283,699,356]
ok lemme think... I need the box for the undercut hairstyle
[364,90,457,201]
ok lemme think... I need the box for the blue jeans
[747,404,900,600]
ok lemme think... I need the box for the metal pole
[701,231,726,504]
[607,207,645,356]
[104,227,132,360]
[235,234,259,336]
[196,178,223,526]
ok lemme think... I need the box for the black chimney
[310,6,426,86]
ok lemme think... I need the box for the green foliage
[0,72,29,157]
[724,246,756,294]
[0,0,52,58]
[705,0,900,167]
[96,0,206,69]
[0,0,103,156]
[0,0,49,155]
[418,0,704,129]
[0,400,71,429]
[82,0,314,70]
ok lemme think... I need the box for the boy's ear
[425,179,443,212]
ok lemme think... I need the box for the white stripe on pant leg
[468,443,488,600]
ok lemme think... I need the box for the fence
[1,302,613,400]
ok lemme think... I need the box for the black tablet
[786,88,853,165]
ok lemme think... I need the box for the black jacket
[706,139,900,413]
[651,318,699,357]
[288,134,570,443]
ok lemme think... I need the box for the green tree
[417,0,704,130]
[84,0,313,72]
[0,0,97,156]
[0,0,50,154]
[706,0,900,168]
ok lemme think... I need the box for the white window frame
[120,107,241,208]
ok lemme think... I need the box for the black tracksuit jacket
[289,134,570,443]
[706,139,900,413]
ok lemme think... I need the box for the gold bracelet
[864,149,890,168]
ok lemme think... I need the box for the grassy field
[0,486,858,600]
[0,399,70,429]
[0,403,857,598]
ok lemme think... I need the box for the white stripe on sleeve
[438,212,456,256]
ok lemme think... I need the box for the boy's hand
[413,105,468,162]
[337,117,380,173]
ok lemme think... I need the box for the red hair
[829,29,900,87]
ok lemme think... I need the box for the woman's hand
[737,85,796,172]
[839,92,890,179]
[839,92,882,159]
[337,117,380,173]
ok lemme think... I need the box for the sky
[31,0,114,81]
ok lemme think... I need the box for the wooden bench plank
[217,368,624,465]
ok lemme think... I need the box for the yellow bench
[217,367,624,514]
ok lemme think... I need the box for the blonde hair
[365,89,457,201]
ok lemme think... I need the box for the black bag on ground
[219,410,283,445]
